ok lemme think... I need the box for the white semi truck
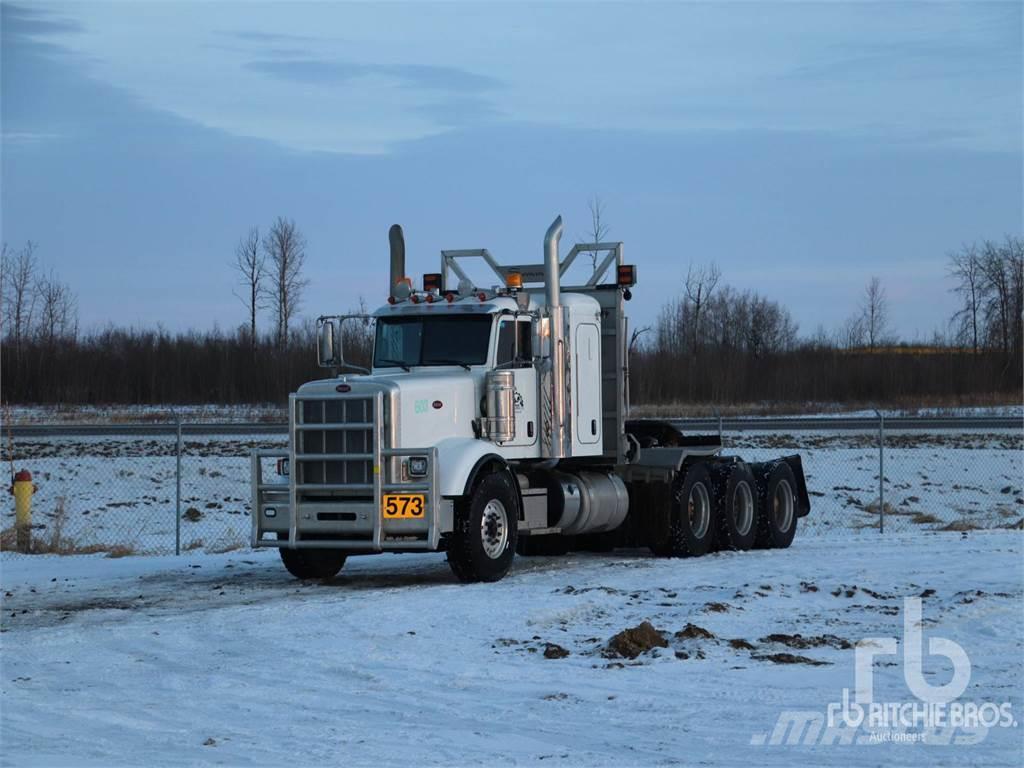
[251,216,810,582]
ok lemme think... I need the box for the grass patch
[911,512,942,525]
[0,497,137,557]
[940,519,981,532]
[205,536,246,554]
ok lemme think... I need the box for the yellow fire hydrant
[12,469,35,553]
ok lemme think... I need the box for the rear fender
[781,454,811,517]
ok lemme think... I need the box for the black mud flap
[781,454,811,517]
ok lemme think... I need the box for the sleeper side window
[496,319,532,367]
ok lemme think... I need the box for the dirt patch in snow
[753,652,831,666]
[543,643,570,659]
[606,621,668,659]
[759,633,852,650]
[676,623,715,640]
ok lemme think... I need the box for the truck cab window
[374,315,492,369]
[497,319,533,367]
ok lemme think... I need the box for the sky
[1,1,1021,341]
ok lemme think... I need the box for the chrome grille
[295,397,374,491]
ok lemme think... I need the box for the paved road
[4,415,1019,437]
[669,416,1022,432]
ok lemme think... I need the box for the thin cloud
[217,29,319,44]
[1,2,84,37]
[245,58,501,93]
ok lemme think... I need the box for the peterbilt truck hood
[296,370,479,444]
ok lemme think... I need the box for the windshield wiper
[376,358,411,372]
[423,358,471,371]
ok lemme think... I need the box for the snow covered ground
[1,531,1021,766]
[3,429,1019,556]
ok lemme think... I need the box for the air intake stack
[543,215,569,459]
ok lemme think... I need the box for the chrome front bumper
[251,392,449,552]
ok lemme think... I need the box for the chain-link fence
[2,416,1020,557]
[1,421,286,557]
[719,419,1022,535]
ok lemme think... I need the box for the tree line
[1,220,1020,407]
[629,239,1023,405]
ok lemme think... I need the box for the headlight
[408,456,428,477]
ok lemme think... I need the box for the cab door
[574,322,602,445]
[496,318,537,447]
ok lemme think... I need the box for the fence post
[876,409,885,535]
[174,411,182,556]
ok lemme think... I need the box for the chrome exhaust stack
[544,216,563,311]
[542,216,569,459]
[388,224,406,298]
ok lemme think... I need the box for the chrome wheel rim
[480,499,509,559]
[773,480,794,533]
[732,480,754,536]
[687,482,711,539]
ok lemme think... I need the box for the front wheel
[447,471,519,583]
[278,546,347,580]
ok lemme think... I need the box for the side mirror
[317,318,337,367]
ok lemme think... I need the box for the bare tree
[684,262,721,354]
[628,324,652,354]
[1,241,39,355]
[978,240,1012,354]
[0,242,8,341]
[838,313,866,349]
[1004,236,1024,361]
[264,217,308,348]
[583,196,610,273]
[948,245,984,353]
[860,276,890,351]
[34,270,78,346]
[233,226,266,355]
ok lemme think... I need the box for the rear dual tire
[755,461,798,549]
[652,462,718,557]
[715,461,758,551]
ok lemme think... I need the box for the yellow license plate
[382,494,426,519]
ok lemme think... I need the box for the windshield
[373,315,493,369]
